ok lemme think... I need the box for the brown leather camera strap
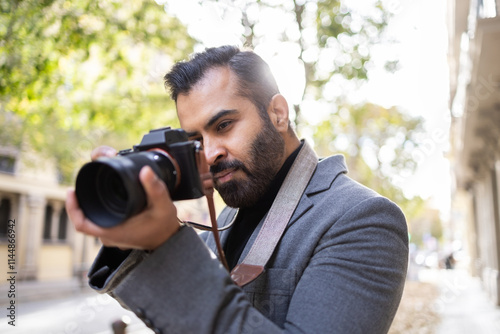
[230,142,318,286]
[197,145,230,271]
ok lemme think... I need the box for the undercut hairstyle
[164,45,280,118]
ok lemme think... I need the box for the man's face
[176,67,285,208]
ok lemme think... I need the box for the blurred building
[448,0,500,305]
[0,142,101,285]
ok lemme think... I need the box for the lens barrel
[75,151,178,228]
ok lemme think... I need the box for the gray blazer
[89,154,408,334]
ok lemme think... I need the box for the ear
[267,94,290,134]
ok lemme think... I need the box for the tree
[195,0,426,218]
[311,101,426,219]
[205,0,393,116]
[312,102,422,181]
[1,0,196,183]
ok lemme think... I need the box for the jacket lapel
[287,154,348,226]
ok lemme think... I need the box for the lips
[213,167,237,183]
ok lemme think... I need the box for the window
[58,208,68,240]
[0,155,15,174]
[479,0,497,18]
[0,198,12,238]
[43,204,53,240]
[43,202,69,242]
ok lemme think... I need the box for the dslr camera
[75,127,205,228]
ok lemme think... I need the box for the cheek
[227,121,261,161]
[223,136,245,162]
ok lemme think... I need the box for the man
[66,45,408,333]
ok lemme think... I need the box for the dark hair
[164,45,280,116]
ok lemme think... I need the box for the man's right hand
[65,145,181,251]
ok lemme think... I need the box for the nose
[203,137,227,166]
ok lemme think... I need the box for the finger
[91,145,117,161]
[139,166,172,207]
[66,189,106,237]
[66,189,87,230]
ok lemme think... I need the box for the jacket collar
[287,154,347,226]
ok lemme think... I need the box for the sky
[159,0,452,218]
[370,0,451,214]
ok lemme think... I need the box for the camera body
[75,127,205,228]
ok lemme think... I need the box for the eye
[217,120,232,132]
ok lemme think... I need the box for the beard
[211,121,285,208]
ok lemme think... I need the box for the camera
[75,127,205,228]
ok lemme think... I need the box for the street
[0,290,151,334]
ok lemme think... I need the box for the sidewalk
[0,276,94,306]
[390,268,500,334]
[430,269,500,334]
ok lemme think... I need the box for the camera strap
[230,141,318,287]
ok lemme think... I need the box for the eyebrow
[185,109,239,138]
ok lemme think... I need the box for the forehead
[176,66,251,130]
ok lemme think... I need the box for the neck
[282,133,301,165]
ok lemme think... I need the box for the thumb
[139,166,171,205]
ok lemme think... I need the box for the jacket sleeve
[87,196,408,334]
[89,225,284,333]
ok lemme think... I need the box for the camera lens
[97,166,129,216]
[75,151,179,228]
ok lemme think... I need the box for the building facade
[448,0,500,305]
[0,144,101,285]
